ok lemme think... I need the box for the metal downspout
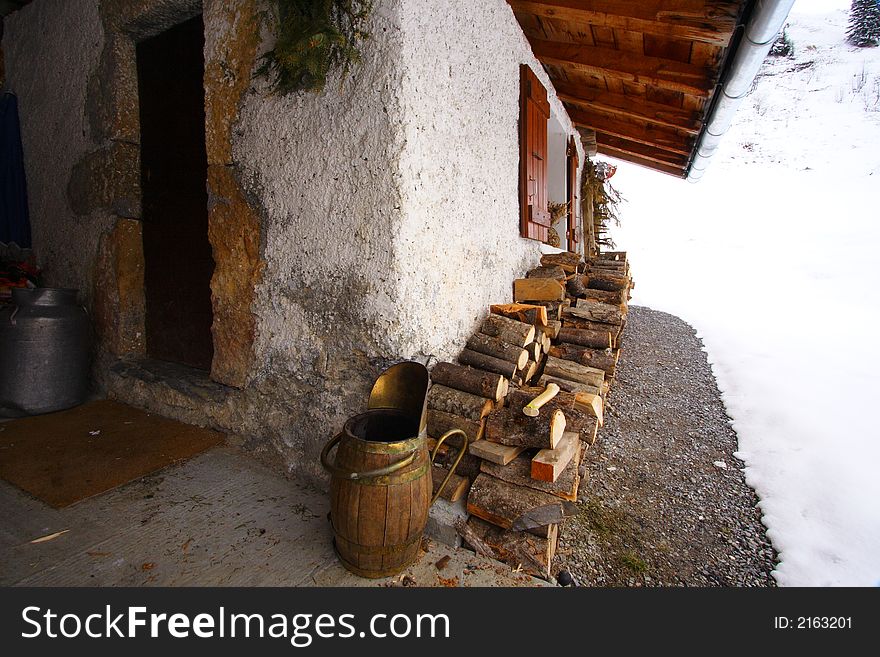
[687,0,796,182]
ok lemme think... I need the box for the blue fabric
[0,92,31,248]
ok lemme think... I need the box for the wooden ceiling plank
[596,146,687,178]
[567,105,694,156]
[553,79,701,133]
[506,0,739,47]
[595,133,689,167]
[531,38,715,97]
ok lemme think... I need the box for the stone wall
[2,0,583,486]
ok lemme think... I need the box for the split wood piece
[480,313,535,347]
[527,524,558,541]
[481,446,581,502]
[490,302,548,326]
[522,359,538,385]
[557,326,612,350]
[466,332,529,370]
[514,278,566,302]
[544,356,605,389]
[458,348,518,379]
[581,287,628,307]
[540,374,602,397]
[562,314,623,340]
[468,440,526,465]
[586,270,631,292]
[467,473,577,531]
[581,417,599,446]
[524,341,541,362]
[484,405,566,449]
[567,300,625,326]
[540,251,582,273]
[463,517,554,580]
[526,265,566,281]
[588,265,629,279]
[431,362,507,402]
[426,408,484,448]
[540,332,551,353]
[430,465,469,502]
[427,384,494,422]
[597,251,626,263]
[566,275,590,298]
[531,432,580,483]
[529,300,570,321]
[537,319,562,340]
[549,343,617,376]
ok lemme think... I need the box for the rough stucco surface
[3,0,108,300]
[394,0,584,360]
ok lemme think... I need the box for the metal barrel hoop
[320,432,417,482]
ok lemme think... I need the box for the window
[519,64,550,241]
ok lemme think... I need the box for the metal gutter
[687,0,796,182]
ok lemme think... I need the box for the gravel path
[557,306,777,587]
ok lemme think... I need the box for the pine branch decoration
[257,0,373,95]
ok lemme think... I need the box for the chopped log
[581,287,628,307]
[532,432,580,483]
[586,270,630,292]
[526,265,566,281]
[466,332,529,369]
[464,517,553,580]
[490,302,548,326]
[566,301,625,325]
[507,387,594,434]
[540,332,551,353]
[485,405,566,449]
[458,348,518,379]
[426,408,484,447]
[549,343,617,376]
[522,359,538,385]
[431,465,469,502]
[468,440,526,465]
[521,383,560,418]
[480,313,535,347]
[514,278,566,302]
[597,251,626,263]
[481,447,580,501]
[566,275,590,298]
[427,384,494,421]
[540,375,602,397]
[430,362,506,402]
[528,300,569,321]
[467,473,577,531]
[524,341,541,362]
[537,319,562,340]
[556,326,612,350]
[544,356,605,388]
[562,314,623,339]
[540,251,582,273]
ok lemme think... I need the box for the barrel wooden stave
[330,431,430,578]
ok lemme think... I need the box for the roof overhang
[509,0,753,179]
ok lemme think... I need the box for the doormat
[0,399,224,508]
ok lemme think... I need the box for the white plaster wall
[393,0,584,360]
[3,0,106,295]
[547,115,568,250]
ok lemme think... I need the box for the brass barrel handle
[320,432,417,481]
[430,429,469,506]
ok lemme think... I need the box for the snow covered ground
[605,0,880,586]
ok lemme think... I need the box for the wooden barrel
[325,408,431,578]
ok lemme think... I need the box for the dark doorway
[136,15,214,370]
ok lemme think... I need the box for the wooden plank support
[531,431,581,483]
[468,440,526,465]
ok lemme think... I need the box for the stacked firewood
[426,250,633,580]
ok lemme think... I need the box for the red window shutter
[519,64,551,242]
[566,135,579,247]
